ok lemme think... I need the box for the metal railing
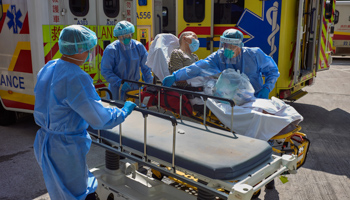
[118,79,236,132]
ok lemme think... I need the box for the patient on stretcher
[145,34,303,141]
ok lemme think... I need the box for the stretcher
[88,98,297,200]
[108,80,310,170]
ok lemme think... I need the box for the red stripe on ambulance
[2,99,34,110]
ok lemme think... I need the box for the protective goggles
[219,36,243,49]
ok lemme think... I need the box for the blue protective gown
[173,47,280,96]
[101,39,153,100]
[34,59,128,200]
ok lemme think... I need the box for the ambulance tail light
[279,89,291,99]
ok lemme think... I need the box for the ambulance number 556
[137,12,151,19]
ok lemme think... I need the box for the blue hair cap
[113,21,135,37]
[222,29,244,41]
[59,25,97,55]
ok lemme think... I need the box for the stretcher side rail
[96,99,178,171]
[120,79,236,132]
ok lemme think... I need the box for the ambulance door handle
[310,8,316,34]
[206,37,213,50]
[157,14,162,33]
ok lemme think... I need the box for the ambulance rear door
[177,0,214,59]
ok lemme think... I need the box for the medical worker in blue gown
[101,21,153,100]
[33,25,137,200]
[162,29,280,99]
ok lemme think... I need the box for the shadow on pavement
[287,102,350,178]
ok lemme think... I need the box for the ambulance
[333,0,350,56]
[0,0,136,125]
[136,0,337,100]
[0,0,338,125]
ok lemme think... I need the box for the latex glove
[121,82,131,91]
[162,74,176,87]
[256,87,270,99]
[121,101,137,117]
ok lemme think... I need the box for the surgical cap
[59,25,97,55]
[220,29,244,48]
[113,21,135,37]
[222,29,244,41]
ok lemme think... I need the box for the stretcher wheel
[151,169,164,180]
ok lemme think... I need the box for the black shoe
[85,192,100,200]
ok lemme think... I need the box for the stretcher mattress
[87,112,272,180]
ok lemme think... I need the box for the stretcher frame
[91,86,299,199]
[113,79,310,169]
[89,99,297,200]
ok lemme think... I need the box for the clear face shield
[219,36,243,65]
[118,34,135,50]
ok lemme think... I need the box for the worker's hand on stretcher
[121,82,131,91]
[256,87,270,99]
[162,74,176,87]
[121,101,137,117]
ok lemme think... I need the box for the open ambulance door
[177,0,214,59]
[317,0,335,71]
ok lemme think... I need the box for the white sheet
[146,34,179,81]
[206,97,303,141]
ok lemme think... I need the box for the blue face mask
[123,38,131,45]
[224,48,235,58]
[189,38,199,52]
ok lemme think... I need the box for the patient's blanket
[206,97,303,141]
[146,34,179,81]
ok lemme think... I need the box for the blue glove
[121,82,131,91]
[256,87,270,99]
[121,101,137,117]
[162,74,176,87]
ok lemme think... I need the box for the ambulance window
[214,0,244,24]
[69,0,89,16]
[104,0,120,18]
[184,0,205,23]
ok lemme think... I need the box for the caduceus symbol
[266,2,280,57]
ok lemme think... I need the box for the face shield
[118,34,135,50]
[85,48,94,62]
[219,36,243,65]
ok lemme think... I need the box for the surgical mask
[224,48,235,58]
[123,38,131,45]
[189,38,199,52]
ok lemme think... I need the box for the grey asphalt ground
[0,58,349,200]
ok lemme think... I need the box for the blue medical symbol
[237,0,281,62]
[7,5,23,34]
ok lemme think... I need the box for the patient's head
[179,31,199,53]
